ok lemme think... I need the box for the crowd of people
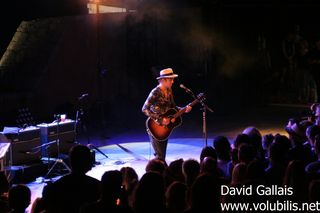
[1,103,320,212]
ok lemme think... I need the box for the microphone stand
[182,87,213,147]
[76,96,108,164]
[200,100,214,147]
[45,115,71,179]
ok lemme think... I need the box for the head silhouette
[101,170,123,203]
[69,145,93,174]
[200,146,217,163]
[133,172,165,213]
[213,136,231,161]
[8,184,31,212]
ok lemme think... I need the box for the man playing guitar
[142,68,192,161]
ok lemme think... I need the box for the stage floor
[88,138,212,179]
[24,103,308,212]
[26,138,211,212]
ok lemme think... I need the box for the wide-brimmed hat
[156,68,178,80]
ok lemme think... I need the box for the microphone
[78,93,89,100]
[179,84,192,93]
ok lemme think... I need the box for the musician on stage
[142,68,192,161]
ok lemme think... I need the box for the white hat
[156,68,178,80]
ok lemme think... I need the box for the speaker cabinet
[3,128,41,165]
[10,139,42,165]
[37,120,76,158]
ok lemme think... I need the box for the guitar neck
[173,99,200,118]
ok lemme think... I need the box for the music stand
[45,115,71,179]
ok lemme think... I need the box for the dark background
[1,0,320,130]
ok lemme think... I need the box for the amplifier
[1,127,42,165]
[37,119,76,158]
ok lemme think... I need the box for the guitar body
[146,108,182,141]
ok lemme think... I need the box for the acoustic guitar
[146,93,205,141]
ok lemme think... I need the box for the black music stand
[45,115,71,179]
